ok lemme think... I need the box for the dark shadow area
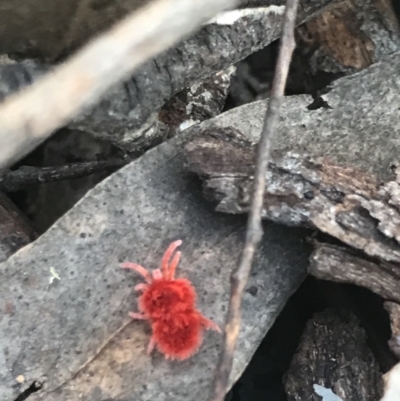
[224,38,343,112]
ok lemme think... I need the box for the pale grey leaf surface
[0,123,311,401]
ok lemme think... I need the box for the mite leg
[147,335,156,355]
[167,251,181,280]
[152,269,163,280]
[121,262,152,283]
[129,312,147,320]
[201,316,222,333]
[134,283,148,292]
[160,240,182,278]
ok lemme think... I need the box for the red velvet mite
[121,240,221,360]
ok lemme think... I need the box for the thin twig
[208,1,299,400]
[0,0,235,169]
[0,158,130,192]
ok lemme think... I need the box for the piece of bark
[0,1,333,154]
[185,130,400,264]
[159,66,235,134]
[0,192,36,262]
[0,121,312,401]
[384,302,400,359]
[309,243,400,362]
[183,50,400,265]
[284,309,383,401]
[0,0,332,61]
[308,241,400,362]
[137,66,235,153]
[184,48,400,179]
[308,242,400,303]
[296,0,400,74]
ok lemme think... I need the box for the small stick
[207,1,299,400]
[0,158,129,192]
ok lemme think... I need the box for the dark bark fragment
[284,309,383,401]
[309,242,400,303]
[308,242,400,361]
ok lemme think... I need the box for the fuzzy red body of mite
[138,277,196,319]
[152,311,204,360]
[121,240,221,360]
